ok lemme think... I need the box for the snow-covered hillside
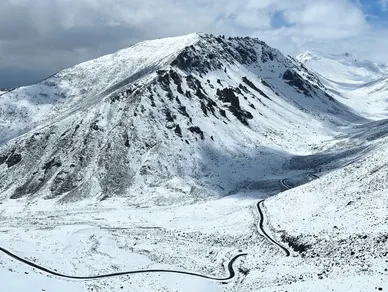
[297,51,388,87]
[0,34,387,292]
[297,50,388,118]
[0,33,362,204]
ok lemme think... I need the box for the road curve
[0,247,246,281]
[256,200,291,257]
[308,173,319,180]
[280,179,292,190]
[2,175,316,281]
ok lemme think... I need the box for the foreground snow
[0,265,84,292]
[0,35,387,292]
[258,275,386,292]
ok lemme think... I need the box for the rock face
[0,33,362,204]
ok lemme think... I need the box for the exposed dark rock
[178,106,190,118]
[91,122,100,131]
[217,88,240,107]
[206,100,216,116]
[281,233,312,253]
[283,69,311,97]
[261,79,272,89]
[188,126,204,140]
[261,48,275,63]
[42,157,62,173]
[12,176,46,199]
[157,70,171,92]
[185,90,192,99]
[0,153,9,165]
[124,133,130,148]
[177,84,184,94]
[242,77,271,100]
[6,153,22,168]
[238,84,249,93]
[164,109,175,123]
[217,88,253,125]
[169,69,182,86]
[166,92,174,101]
[195,88,207,100]
[50,171,78,197]
[174,124,182,137]
[282,69,294,81]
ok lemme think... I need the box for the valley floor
[1,102,388,292]
[0,131,387,292]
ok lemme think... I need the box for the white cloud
[0,0,386,87]
[379,0,388,11]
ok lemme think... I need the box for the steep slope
[259,122,388,292]
[297,51,388,87]
[0,34,362,204]
[0,34,200,144]
[297,51,388,119]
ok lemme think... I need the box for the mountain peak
[0,33,358,202]
[296,51,321,63]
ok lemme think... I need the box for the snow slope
[0,34,387,292]
[0,34,200,144]
[297,51,388,87]
[0,33,362,204]
[0,266,84,292]
[297,50,388,118]
[259,122,388,292]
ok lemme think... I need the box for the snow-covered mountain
[1,34,387,292]
[297,50,388,87]
[298,50,388,119]
[0,33,362,204]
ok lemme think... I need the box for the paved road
[280,178,293,190]
[1,174,320,281]
[256,200,291,256]
[0,246,246,281]
[258,173,319,255]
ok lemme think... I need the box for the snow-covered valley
[0,34,387,292]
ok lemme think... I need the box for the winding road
[308,173,319,180]
[0,175,320,282]
[280,178,293,190]
[256,200,291,256]
[0,246,246,281]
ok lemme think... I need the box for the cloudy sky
[2,0,388,87]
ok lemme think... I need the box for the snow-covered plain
[0,34,387,291]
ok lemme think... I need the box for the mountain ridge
[297,49,388,118]
[0,33,363,204]
[1,33,388,292]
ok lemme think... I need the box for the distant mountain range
[297,50,388,119]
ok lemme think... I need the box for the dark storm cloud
[0,0,384,87]
[0,5,37,41]
[0,67,44,88]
